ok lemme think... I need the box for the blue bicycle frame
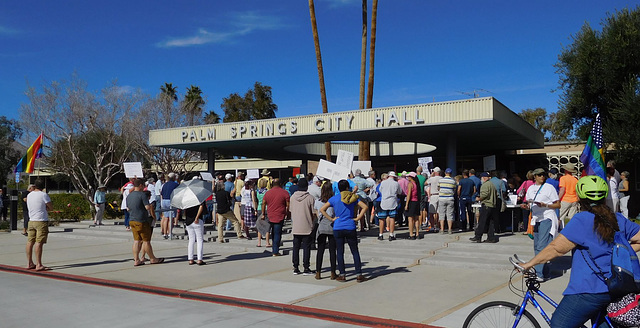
[515,288,613,328]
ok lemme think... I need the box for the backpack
[607,232,640,299]
[582,230,640,299]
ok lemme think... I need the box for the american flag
[579,113,606,180]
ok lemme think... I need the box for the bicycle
[462,254,614,328]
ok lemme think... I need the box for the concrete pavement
[0,221,571,327]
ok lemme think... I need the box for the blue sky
[2,0,639,128]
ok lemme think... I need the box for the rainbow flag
[579,114,606,181]
[15,133,44,174]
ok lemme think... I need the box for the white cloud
[156,11,287,48]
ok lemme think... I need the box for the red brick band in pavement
[0,264,441,328]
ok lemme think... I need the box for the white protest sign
[246,169,260,179]
[418,156,432,171]
[123,162,143,178]
[200,172,213,181]
[316,159,351,182]
[352,161,371,176]
[336,149,354,170]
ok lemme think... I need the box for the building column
[446,134,457,172]
[207,148,215,174]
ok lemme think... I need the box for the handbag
[607,293,640,327]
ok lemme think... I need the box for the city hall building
[149,97,545,176]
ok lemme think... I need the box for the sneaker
[389,235,396,241]
[293,269,301,275]
[535,276,547,283]
[440,230,445,235]
[356,275,368,282]
[303,270,316,276]
[483,239,498,243]
[378,235,384,241]
[335,275,346,282]
[272,252,282,257]
[469,237,481,243]
[448,230,453,235]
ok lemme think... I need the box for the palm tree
[309,0,332,161]
[183,85,205,126]
[360,0,379,161]
[203,110,221,124]
[358,0,368,159]
[160,83,178,103]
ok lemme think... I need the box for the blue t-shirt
[469,175,482,198]
[328,194,359,231]
[561,212,640,295]
[224,181,234,193]
[458,178,475,198]
[161,180,179,199]
[547,178,560,193]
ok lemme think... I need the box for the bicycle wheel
[463,301,541,328]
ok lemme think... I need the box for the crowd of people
[22,158,638,291]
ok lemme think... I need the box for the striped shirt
[438,176,457,199]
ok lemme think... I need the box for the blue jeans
[270,221,283,255]
[459,197,473,229]
[334,229,362,275]
[550,293,612,328]
[123,209,130,228]
[534,219,553,279]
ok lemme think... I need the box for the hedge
[47,192,123,223]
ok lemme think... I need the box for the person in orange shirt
[558,163,579,227]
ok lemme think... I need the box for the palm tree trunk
[358,0,368,159]
[361,0,378,161]
[309,0,332,161]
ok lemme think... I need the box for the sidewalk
[0,221,571,327]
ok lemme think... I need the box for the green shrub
[0,220,9,230]
[48,193,91,222]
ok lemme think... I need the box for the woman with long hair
[314,181,337,279]
[521,176,640,327]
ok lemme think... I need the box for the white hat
[388,171,396,178]
[433,167,441,172]
[225,173,233,180]
[313,176,321,182]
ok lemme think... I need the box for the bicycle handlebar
[510,254,535,274]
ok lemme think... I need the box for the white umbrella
[170,179,213,210]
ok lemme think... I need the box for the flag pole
[36,132,43,179]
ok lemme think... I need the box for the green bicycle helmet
[576,175,609,201]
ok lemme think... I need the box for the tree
[203,111,221,124]
[0,116,22,182]
[358,0,379,160]
[309,0,332,161]
[130,83,202,176]
[19,74,143,203]
[518,108,571,142]
[555,7,640,158]
[182,85,205,126]
[221,82,278,122]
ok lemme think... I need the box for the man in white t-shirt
[520,168,560,281]
[26,179,53,271]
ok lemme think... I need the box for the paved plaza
[0,221,572,327]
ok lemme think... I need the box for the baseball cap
[532,168,546,176]
[225,173,233,180]
[433,167,441,173]
[388,171,396,177]
[445,168,452,174]
[479,172,490,178]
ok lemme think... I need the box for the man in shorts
[378,171,402,241]
[127,178,164,267]
[426,167,442,232]
[26,179,53,271]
